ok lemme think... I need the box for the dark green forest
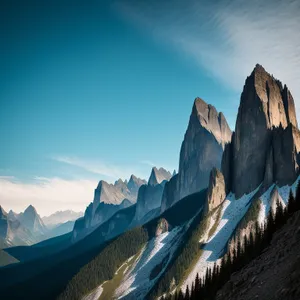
[59,227,149,300]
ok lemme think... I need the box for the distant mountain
[18,205,47,235]
[8,210,19,222]
[72,174,146,241]
[42,210,83,227]
[148,167,172,186]
[45,221,76,239]
[0,206,37,249]
[134,167,172,222]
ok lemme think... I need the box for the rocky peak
[24,205,38,217]
[222,64,300,198]
[161,97,231,212]
[8,210,19,221]
[148,167,172,186]
[18,205,47,234]
[114,178,125,187]
[127,175,146,194]
[93,180,129,206]
[245,63,298,130]
[192,98,232,148]
[0,206,7,219]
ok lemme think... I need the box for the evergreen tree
[287,189,296,215]
[184,285,190,300]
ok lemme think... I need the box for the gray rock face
[0,206,38,248]
[72,174,145,241]
[205,168,226,213]
[148,167,172,186]
[161,98,231,211]
[18,205,47,235]
[134,184,164,222]
[127,175,147,195]
[222,64,300,198]
[134,167,171,222]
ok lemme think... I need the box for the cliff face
[161,98,231,211]
[72,175,145,241]
[222,65,300,198]
[134,167,171,222]
[205,168,226,213]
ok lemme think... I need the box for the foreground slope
[216,210,300,300]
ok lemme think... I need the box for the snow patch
[182,187,259,291]
[258,176,300,225]
[115,226,185,300]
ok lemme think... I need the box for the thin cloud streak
[114,0,300,116]
[52,155,146,181]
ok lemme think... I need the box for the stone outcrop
[205,168,226,213]
[134,167,171,222]
[155,218,169,236]
[222,64,300,198]
[161,98,231,211]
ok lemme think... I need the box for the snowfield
[258,176,300,225]
[115,226,185,300]
[182,187,259,291]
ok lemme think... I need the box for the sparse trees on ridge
[164,183,300,300]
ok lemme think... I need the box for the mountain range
[0,206,84,252]
[1,64,300,300]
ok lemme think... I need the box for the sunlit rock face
[72,175,146,241]
[161,98,231,212]
[222,64,300,198]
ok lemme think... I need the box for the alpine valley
[1,64,300,300]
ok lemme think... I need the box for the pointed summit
[222,64,300,198]
[24,204,37,215]
[8,210,19,221]
[148,167,172,186]
[0,205,7,218]
[192,98,232,148]
[127,175,146,194]
[161,97,232,212]
[17,205,47,235]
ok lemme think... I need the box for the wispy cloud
[52,155,144,181]
[114,0,300,113]
[0,176,97,216]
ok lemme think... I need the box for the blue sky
[0,0,299,215]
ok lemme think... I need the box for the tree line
[163,183,300,300]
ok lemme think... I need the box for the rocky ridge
[134,167,171,222]
[72,175,146,241]
[161,98,232,212]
